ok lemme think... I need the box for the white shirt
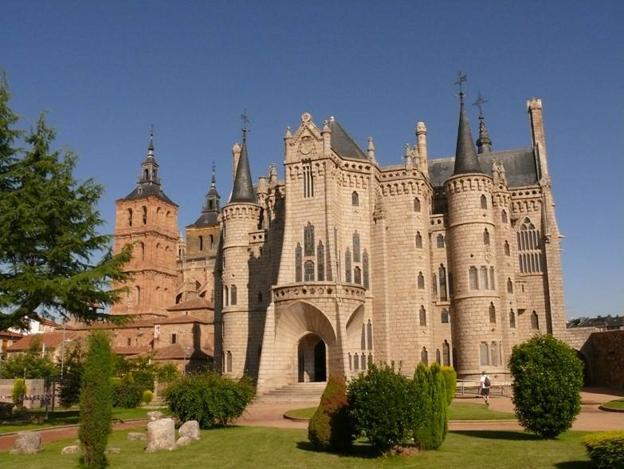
[480,375,490,388]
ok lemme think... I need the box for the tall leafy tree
[0,76,131,330]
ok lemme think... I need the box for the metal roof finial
[240,109,250,143]
[454,70,468,104]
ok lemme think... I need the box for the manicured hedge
[308,375,354,451]
[583,431,624,469]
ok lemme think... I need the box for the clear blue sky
[2,1,622,317]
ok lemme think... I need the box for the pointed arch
[489,302,496,323]
[481,194,487,209]
[295,243,302,282]
[417,271,425,289]
[304,260,315,281]
[304,222,315,256]
[415,231,423,248]
[414,197,421,212]
[469,266,479,290]
[442,340,450,366]
[353,231,361,262]
[483,228,490,245]
[317,241,325,281]
[509,309,516,328]
[352,191,359,206]
[421,347,428,365]
[531,311,540,330]
[419,305,427,326]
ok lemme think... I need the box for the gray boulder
[145,417,176,452]
[10,431,42,454]
[127,432,146,441]
[147,410,164,421]
[176,435,193,447]
[178,420,200,440]
[61,445,80,455]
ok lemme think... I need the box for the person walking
[480,371,491,406]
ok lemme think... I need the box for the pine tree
[0,75,131,329]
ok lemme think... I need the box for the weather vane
[454,70,468,102]
[240,109,250,141]
[473,91,487,118]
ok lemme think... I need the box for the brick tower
[111,130,179,316]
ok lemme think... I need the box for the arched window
[144,168,149,180]
[417,271,425,289]
[367,320,373,350]
[226,351,233,373]
[518,217,543,273]
[507,278,513,293]
[353,231,361,262]
[363,250,370,289]
[481,194,487,209]
[304,223,315,256]
[436,349,441,364]
[414,197,421,212]
[441,309,449,324]
[135,286,141,305]
[491,341,499,366]
[142,206,148,225]
[439,264,448,301]
[138,242,145,260]
[489,302,496,323]
[504,240,511,256]
[348,353,352,370]
[231,285,237,305]
[442,340,450,366]
[437,234,445,248]
[432,273,438,298]
[509,309,516,328]
[469,266,479,290]
[354,266,362,285]
[317,241,325,281]
[127,208,133,227]
[480,342,489,366]
[502,210,508,223]
[345,248,352,283]
[303,161,314,198]
[352,191,359,206]
[304,260,315,281]
[361,353,367,370]
[199,235,204,251]
[419,305,427,326]
[415,231,423,248]
[210,234,214,248]
[480,266,489,289]
[421,347,428,365]
[531,311,539,330]
[295,243,302,282]
[490,267,496,290]
[361,324,366,350]
[354,353,359,370]
[483,228,490,246]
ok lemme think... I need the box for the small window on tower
[437,234,445,248]
[502,210,508,223]
[127,208,133,227]
[352,191,359,206]
[481,194,488,209]
[417,271,425,289]
[483,228,490,246]
[199,236,204,251]
[414,197,421,212]
[415,232,423,248]
[142,206,148,225]
[171,333,177,344]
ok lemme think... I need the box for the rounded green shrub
[347,364,415,453]
[142,389,154,405]
[132,370,155,392]
[308,375,355,451]
[112,380,143,408]
[583,431,624,469]
[440,366,457,405]
[509,335,583,438]
[164,372,254,428]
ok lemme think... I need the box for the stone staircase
[256,382,326,403]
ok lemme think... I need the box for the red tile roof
[153,344,213,360]
[7,331,77,352]
[154,315,212,325]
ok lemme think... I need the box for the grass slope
[601,399,624,411]
[0,426,591,468]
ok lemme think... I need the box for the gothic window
[491,341,499,366]
[480,266,489,289]
[489,302,496,323]
[226,351,232,373]
[361,324,366,350]
[481,194,487,209]
[421,347,429,365]
[304,223,315,256]
[142,206,148,224]
[326,243,333,281]
[469,266,479,290]
[510,309,516,328]
[531,311,539,330]
[354,266,362,285]
[231,285,237,305]
[483,228,490,246]
[419,305,427,326]
[414,197,421,212]
[304,260,315,281]
[361,353,367,370]
[199,235,204,251]
[353,231,361,262]
[415,231,423,248]
[363,250,370,289]
[441,309,449,324]
[295,243,302,282]
[480,342,489,366]
[127,208,133,227]
[352,191,359,206]
[439,264,448,301]
[437,234,445,248]
[354,353,359,370]
[490,267,496,289]
[224,286,229,306]
[317,241,325,281]
[348,353,352,371]
[504,240,511,256]
[345,248,352,283]
[171,333,177,344]
[417,271,425,289]
[303,162,314,198]
[367,320,373,350]
[507,278,513,293]
[436,349,441,364]
[432,273,438,298]
[502,210,508,223]
[517,217,543,273]
[443,340,451,366]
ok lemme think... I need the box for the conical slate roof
[229,139,256,203]
[453,96,483,175]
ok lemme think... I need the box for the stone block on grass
[10,431,42,455]
[145,417,176,452]
[61,445,80,455]
[178,420,200,440]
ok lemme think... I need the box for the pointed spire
[367,136,376,162]
[452,72,483,175]
[147,124,155,156]
[210,161,217,189]
[139,126,160,185]
[229,116,256,204]
[474,92,492,154]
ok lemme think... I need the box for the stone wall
[583,330,624,390]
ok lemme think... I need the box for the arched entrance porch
[297,333,327,382]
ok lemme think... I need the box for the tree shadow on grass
[451,430,542,441]
[296,440,380,459]
[553,462,592,469]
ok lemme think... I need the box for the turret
[415,122,428,172]
[527,98,549,179]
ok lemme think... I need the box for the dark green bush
[308,375,355,451]
[429,364,448,449]
[412,364,433,448]
[131,370,155,392]
[440,366,457,405]
[583,431,624,469]
[59,345,83,408]
[164,373,254,428]
[12,378,26,407]
[79,332,113,468]
[112,381,143,408]
[347,364,415,453]
[509,335,583,438]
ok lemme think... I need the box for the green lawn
[0,407,166,434]
[0,426,592,468]
[601,399,624,411]
[285,401,515,421]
